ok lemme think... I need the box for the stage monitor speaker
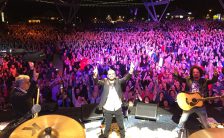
[135,102,158,121]
[46,107,82,123]
[40,102,58,113]
[82,104,103,122]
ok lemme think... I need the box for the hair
[143,96,150,102]
[169,89,175,95]
[107,68,115,75]
[190,65,204,79]
[15,75,30,87]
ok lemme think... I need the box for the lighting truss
[218,0,224,10]
[31,0,144,7]
[0,0,8,11]
[143,0,171,22]
[54,0,80,25]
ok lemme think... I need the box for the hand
[173,67,179,75]
[28,62,34,70]
[129,62,135,74]
[93,66,98,78]
[214,67,219,76]
[63,94,67,99]
[29,62,39,81]
[33,69,39,81]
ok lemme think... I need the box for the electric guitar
[176,92,224,111]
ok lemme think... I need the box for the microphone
[10,104,41,126]
[16,104,41,124]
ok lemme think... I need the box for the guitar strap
[201,79,208,97]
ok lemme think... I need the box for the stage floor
[1,104,223,138]
[84,115,179,138]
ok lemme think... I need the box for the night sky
[3,0,224,22]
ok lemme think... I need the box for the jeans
[103,108,125,138]
[177,106,210,130]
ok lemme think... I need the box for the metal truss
[218,0,224,10]
[0,0,8,11]
[26,0,143,7]
[54,0,80,25]
[143,0,171,22]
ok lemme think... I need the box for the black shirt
[10,80,37,118]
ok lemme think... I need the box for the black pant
[103,108,125,138]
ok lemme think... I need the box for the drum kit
[1,114,224,138]
[1,115,121,138]
[1,115,85,138]
[189,128,224,138]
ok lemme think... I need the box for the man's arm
[173,73,187,83]
[27,80,38,98]
[93,77,105,86]
[28,62,39,99]
[119,62,134,83]
[173,68,187,83]
[207,70,219,84]
[119,73,132,83]
[93,66,105,85]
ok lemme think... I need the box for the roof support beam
[54,0,80,26]
[0,0,8,11]
[143,0,171,22]
[218,0,224,10]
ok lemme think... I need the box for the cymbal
[189,128,224,138]
[9,115,85,138]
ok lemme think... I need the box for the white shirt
[191,81,200,93]
[103,86,122,111]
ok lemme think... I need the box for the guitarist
[173,65,218,133]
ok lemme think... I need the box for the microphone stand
[0,113,32,137]
[0,105,41,137]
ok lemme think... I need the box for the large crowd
[0,19,224,111]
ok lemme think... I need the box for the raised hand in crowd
[93,66,98,78]
[129,62,135,74]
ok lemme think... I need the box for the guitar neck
[200,96,222,101]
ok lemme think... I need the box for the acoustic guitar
[176,92,224,111]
